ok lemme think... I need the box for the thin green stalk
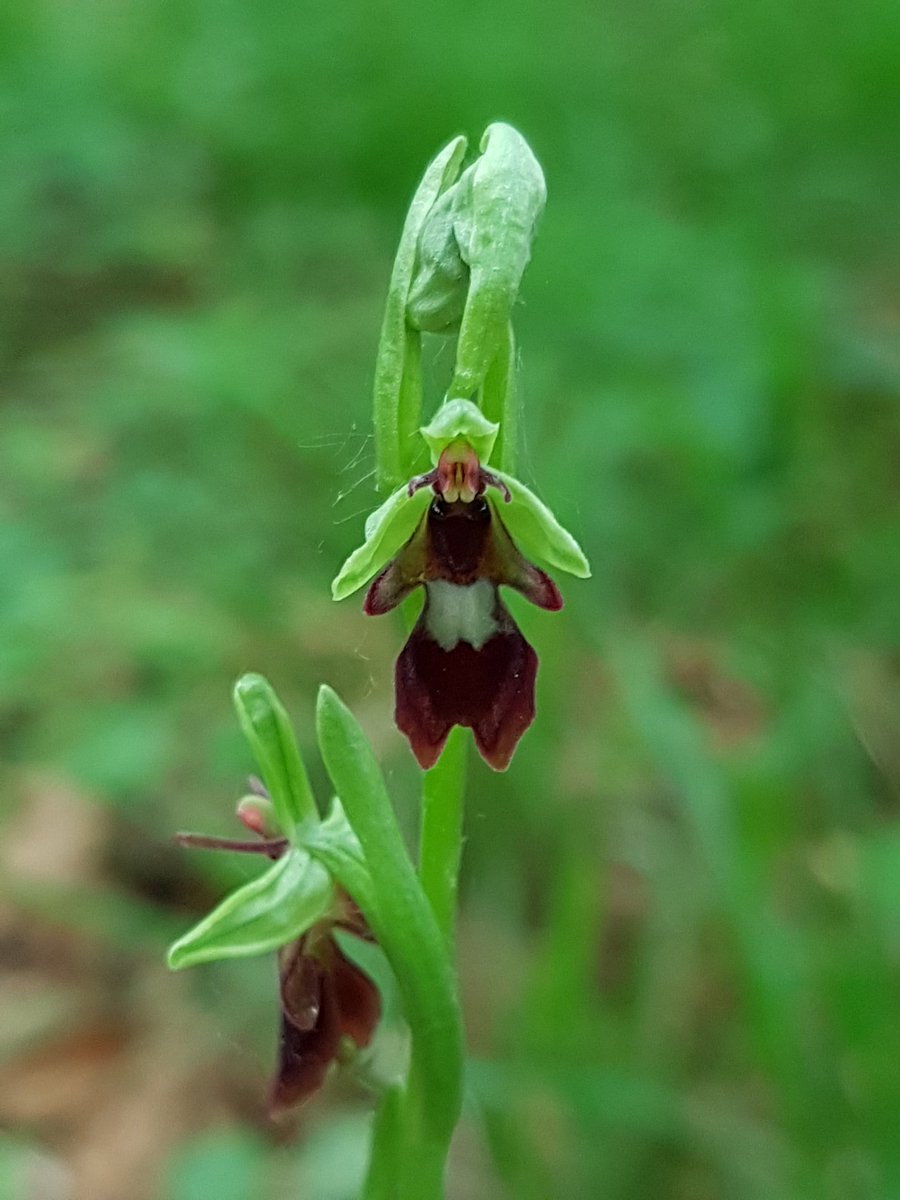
[479,318,517,473]
[419,726,467,947]
[316,686,463,1198]
[362,1085,404,1200]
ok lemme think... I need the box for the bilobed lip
[395,610,539,770]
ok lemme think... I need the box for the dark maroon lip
[395,610,538,771]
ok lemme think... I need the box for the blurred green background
[1,1,899,1197]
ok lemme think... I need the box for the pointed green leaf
[232,674,317,836]
[332,483,430,601]
[167,848,334,969]
[493,471,591,578]
[374,135,467,491]
[315,686,463,1141]
[420,398,499,466]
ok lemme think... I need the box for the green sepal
[331,482,430,601]
[420,398,499,466]
[373,135,468,491]
[166,847,335,969]
[493,470,591,579]
[233,673,317,836]
[450,123,546,400]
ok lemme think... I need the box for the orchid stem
[419,727,468,948]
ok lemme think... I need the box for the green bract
[374,134,467,491]
[167,848,334,969]
[233,673,317,836]
[448,122,546,403]
[332,399,590,602]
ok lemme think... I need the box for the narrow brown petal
[280,938,321,1033]
[364,514,428,614]
[483,502,564,611]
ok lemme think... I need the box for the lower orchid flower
[333,399,590,770]
[272,893,380,1112]
[170,780,380,1113]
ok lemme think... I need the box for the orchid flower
[169,777,380,1113]
[333,399,590,770]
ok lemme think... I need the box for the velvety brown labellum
[396,614,538,770]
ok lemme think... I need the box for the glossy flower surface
[333,401,590,770]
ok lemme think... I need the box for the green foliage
[233,673,318,835]
[167,848,334,968]
[2,0,899,1196]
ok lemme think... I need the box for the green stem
[362,1085,404,1200]
[419,726,467,947]
[315,687,463,1197]
[479,317,517,473]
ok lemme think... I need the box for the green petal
[493,470,591,579]
[166,848,334,969]
[420,397,499,465]
[332,483,431,601]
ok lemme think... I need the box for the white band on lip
[424,579,498,651]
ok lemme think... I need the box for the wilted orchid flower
[271,889,380,1112]
[333,399,590,770]
[170,779,380,1113]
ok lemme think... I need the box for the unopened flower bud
[236,793,280,840]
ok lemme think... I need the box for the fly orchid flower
[333,399,590,770]
[170,779,380,1113]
